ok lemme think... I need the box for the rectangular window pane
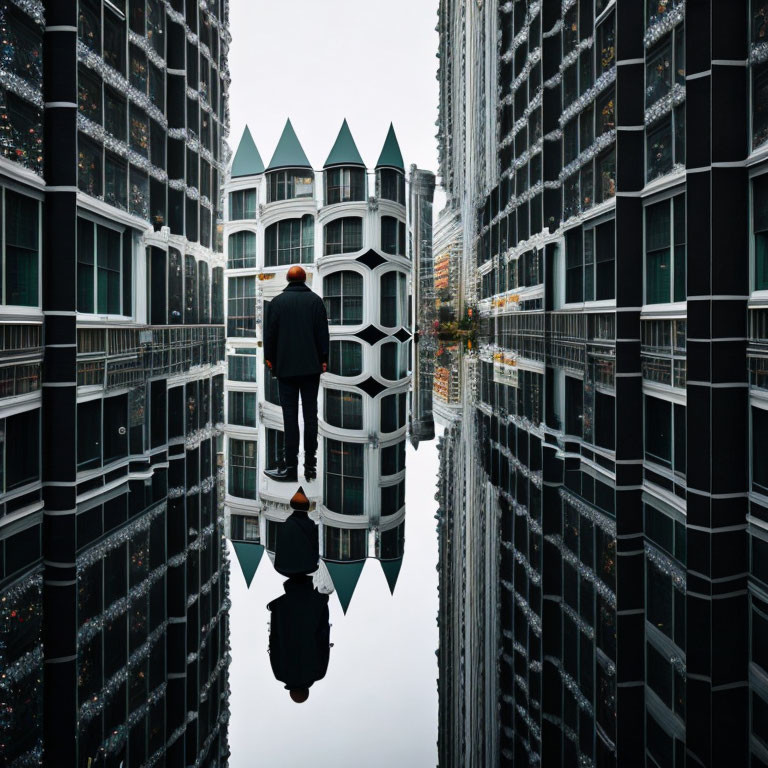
[5,190,38,306]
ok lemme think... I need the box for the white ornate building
[223,119,411,611]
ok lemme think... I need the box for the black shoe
[264,465,298,482]
[304,455,316,482]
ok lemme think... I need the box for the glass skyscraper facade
[436,1,768,766]
[0,1,231,764]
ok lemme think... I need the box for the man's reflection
[267,488,331,701]
[267,575,330,703]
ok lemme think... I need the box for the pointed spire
[232,541,265,588]
[267,118,311,171]
[324,119,365,168]
[231,125,264,177]
[290,486,310,511]
[379,558,403,595]
[323,559,365,614]
[375,123,404,170]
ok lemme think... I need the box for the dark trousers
[277,374,320,467]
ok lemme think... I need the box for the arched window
[324,217,363,256]
[381,480,405,516]
[381,216,406,256]
[380,392,407,432]
[184,254,197,323]
[265,215,314,266]
[380,271,408,327]
[229,188,257,220]
[323,271,363,325]
[325,167,365,204]
[324,439,364,515]
[328,340,363,376]
[377,169,405,204]
[325,389,363,429]
[267,169,314,202]
[380,341,408,381]
[228,230,256,269]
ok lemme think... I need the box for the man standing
[263,265,329,482]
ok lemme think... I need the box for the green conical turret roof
[232,541,265,588]
[267,118,312,171]
[231,125,264,177]
[379,557,403,595]
[375,123,404,170]
[323,559,365,614]
[324,119,365,168]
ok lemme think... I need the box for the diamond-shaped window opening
[393,328,411,343]
[355,325,388,345]
[356,249,387,270]
[356,377,388,398]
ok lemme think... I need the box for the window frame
[323,216,363,257]
[76,213,126,317]
[324,167,366,205]
[266,169,315,202]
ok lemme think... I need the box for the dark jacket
[274,510,320,577]
[263,282,329,379]
[267,578,330,690]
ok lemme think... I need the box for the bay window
[228,438,256,499]
[380,271,407,327]
[228,391,257,428]
[377,169,405,204]
[325,167,365,204]
[324,439,364,515]
[229,189,257,220]
[227,277,256,337]
[381,216,406,256]
[381,439,406,475]
[381,481,405,516]
[645,194,686,304]
[380,392,407,433]
[380,341,408,381]
[324,389,363,429]
[323,217,362,256]
[265,215,314,265]
[323,271,363,325]
[227,349,257,382]
[328,340,363,376]
[228,230,256,269]
[267,169,314,201]
[324,526,367,560]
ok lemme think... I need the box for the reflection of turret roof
[267,118,312,171]
[376,123,404,170]
[232,541,265,587]
[323,559,365,614]
[379,558,403,594]
[231,125,265,177]
[324,119,365,168]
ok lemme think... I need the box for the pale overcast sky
[227,0,441,178]
[226,2,442,766]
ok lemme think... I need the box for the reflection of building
[437,2,767,767]
[0,1,231,764]
[224,121,411,612]
[433,208,462,324]
[409,166,436,446]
